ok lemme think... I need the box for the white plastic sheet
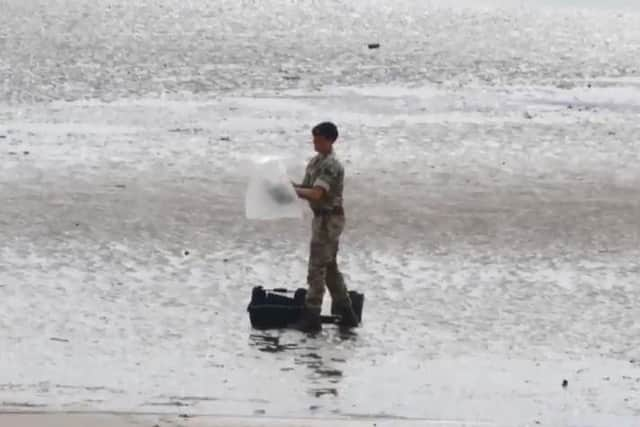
[245,156,304,220]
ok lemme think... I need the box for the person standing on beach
[291,122,359,332]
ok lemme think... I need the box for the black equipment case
[247,286,364,329]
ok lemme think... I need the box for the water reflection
[248,333,298,353]
[248,327,358,400]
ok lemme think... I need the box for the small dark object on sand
[562,379,568,388]
[267,183,295,204]
[368,43,380,49]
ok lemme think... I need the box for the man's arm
[290,180,325,201]
[295,185,325,202]
[293,161,335,202]
[291,180,325,201]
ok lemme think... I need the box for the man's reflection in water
[249,328,358,399]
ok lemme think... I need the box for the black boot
[335,301,359,328]
[291,305,322,333]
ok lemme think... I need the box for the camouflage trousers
[305,214,352,310]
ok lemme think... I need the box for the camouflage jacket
[301,152,344,212]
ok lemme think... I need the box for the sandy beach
[0,412,497,427]
[2,1,640,426]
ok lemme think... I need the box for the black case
[247,286,364,329]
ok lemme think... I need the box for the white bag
[245,156,304,220]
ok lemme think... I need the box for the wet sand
[0,413,495,427]
[2,1,640,425]
[2,94,639,426]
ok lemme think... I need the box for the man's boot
[334,300,359,328]
[291,305,322,333]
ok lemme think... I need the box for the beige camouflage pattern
[305,214,351,309]
[301,152,351,310]
[301,152,344,212]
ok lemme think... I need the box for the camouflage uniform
[301,152,352,310]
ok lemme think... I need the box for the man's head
[312,122,338,154]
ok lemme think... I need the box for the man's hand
[295,186,325,201]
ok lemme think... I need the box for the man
[291,122,359,332]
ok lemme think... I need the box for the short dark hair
[312,122,338,142]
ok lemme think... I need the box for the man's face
[312,134,332,154]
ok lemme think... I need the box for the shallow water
[1,1,640,426]
[2,0,640,104]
